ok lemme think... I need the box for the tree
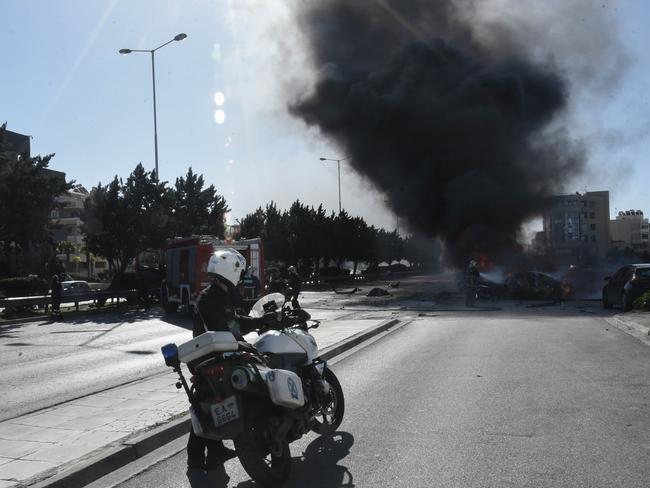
[239,207,266,240]
[237,202,409,273]
[83,177,129,276]
[264,202,289,264]
[83,164,170,277]
[404,235,441,270]
[0,123,72,276]
[171,167,229,238]
[83,164,231,278]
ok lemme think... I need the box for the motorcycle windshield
[248,292,285,317]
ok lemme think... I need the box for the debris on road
[367,287,390,297]
[332,286,361,295]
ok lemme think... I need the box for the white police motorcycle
[161,293,344,487]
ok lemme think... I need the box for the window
[591,235,596,242]
[590,224,596,231]
[589,212,595,219]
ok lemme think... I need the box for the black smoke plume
[289,0,587,265]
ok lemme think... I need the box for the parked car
[61,280,91,296]
[602,264,650,311]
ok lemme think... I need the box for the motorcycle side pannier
[178,331,239,363]
[264,369,305,408]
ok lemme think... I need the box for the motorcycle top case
[264,368,305,409]
[178,331,239,364]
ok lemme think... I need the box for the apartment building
[610,210,650,254]
[540,191,610,264]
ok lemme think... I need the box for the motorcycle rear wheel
[234,407,291,487]
[311,368,345,435]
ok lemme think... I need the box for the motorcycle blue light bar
[161,343,179,366]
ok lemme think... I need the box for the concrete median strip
[6,317,401,488]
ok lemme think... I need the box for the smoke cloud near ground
[288,0,621,266]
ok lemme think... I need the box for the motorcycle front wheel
[311,368,345,435]
[234,406,291,487]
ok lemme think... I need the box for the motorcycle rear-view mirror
[161,343,180,368]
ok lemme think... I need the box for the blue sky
[1,0,648,232]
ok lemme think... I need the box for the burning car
[505,271,570,301]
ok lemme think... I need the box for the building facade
[50,185,88,247]
[2,129,31,161]
[540,191,610,264]
[48,185,107,277]
[610,210,650,254]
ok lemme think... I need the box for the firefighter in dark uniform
[188,248,273,470]
[287,265,301,309]
[465,260,480,307]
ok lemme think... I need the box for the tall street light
[119,33,187,179]
[319,156,347,214]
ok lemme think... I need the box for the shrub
[0,276,49,297]
[632,291,650,311]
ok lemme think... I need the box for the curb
[0,316,48,326]
[1,303,148,328]
[25,417,189,488]
[320,318,400,361]
[25,318,404,488]
[607,314,650,337]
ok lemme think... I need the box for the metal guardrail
[0,289,146,312]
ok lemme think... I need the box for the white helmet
[207,248,247,286]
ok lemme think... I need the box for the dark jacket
[288,273,301,295]
[464,266,480,288]
[193,282,265,338]
[51,277,62,300]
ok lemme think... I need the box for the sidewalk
[606,311,650,346]
[0,317,394,488]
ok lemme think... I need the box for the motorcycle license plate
[210,396,240,427]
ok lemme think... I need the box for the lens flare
[214,91,225,106]
[214,110,226,124]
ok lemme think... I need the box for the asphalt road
[0,291,386,422]
[0,309,193,421]
[106,308,650,488]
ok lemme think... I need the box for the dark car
[60,280,91,296]
[602,264,650,311]
[506,271,566,301]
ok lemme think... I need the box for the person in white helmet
[188,248,275,470]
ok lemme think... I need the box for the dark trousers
[289,291,300,309]
[465,287,476,307]
[187,428,227,463]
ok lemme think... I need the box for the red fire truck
[160,236,264,314]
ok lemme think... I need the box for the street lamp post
[319,156,347,214]
[119,33,187,179]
